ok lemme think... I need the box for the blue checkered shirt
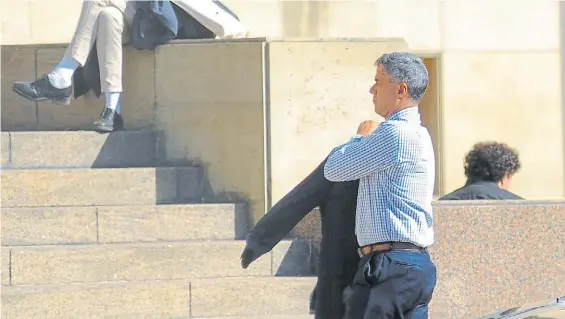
[323,107,435,247]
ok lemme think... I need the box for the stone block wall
[292,200,565,318]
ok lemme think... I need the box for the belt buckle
[357,247,364,258]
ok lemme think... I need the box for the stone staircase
[1,131,316,318]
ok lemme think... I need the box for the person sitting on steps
[12,0,248,133]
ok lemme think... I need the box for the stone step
[1,131,160,169]
[3,240,312,285]
[1,167,202,207]
[1,277,317,318]
[1,203,249,246]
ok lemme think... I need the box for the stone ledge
[1,277,317,318]
[1,280,192,318]
[1,131,160,169]
[0,167,202,207]
[1,203,249,246]
[190,277,316,317]
[4,239,311,285]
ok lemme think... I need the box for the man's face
[370,65,405,118]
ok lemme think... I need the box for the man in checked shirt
[324,52,436,319]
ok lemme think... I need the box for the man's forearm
[324,136,365,182]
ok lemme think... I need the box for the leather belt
[357,242,424,258]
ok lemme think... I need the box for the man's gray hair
[375,52,429,102]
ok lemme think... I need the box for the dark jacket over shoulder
[439,181,523,200]
[241,157,359,319]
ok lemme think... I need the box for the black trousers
[241,157,360,319]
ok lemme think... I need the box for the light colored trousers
[66,0,246,93]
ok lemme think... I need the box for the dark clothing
[73,0,238,99]
[241,157,360,319]
[241,154,438,318]
[439,180,523,200]
[131,0,179,51]
[73,51,101,99]
[343,250,437,319]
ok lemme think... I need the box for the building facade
[2,0,563,200]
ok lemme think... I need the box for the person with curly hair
[439,141,523,200]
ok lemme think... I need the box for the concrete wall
[152,39,407,223]
[292,200,565,319]
[1,0,562,200]
[154,39,268,224]
[265,39,407,207]
[440,1,563,198]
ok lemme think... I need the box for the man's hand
[356,120,381,136]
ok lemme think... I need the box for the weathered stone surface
[429,201,565,319]
[190,277,316,317]
[272,238,312,276]
[9,240,311,285]
[266,40,407,212]
[154,41,267,224]
[0,1,33,45]
[1,46,37,130]
[443,1,559,51]
[2,204,247,246]
[1,133,10,166]
[7,131,158,168]
[440,51,563,199]
[1,248,10,285]
[154,40,408,224]
[119,47,157,130]
[98,203,248,243]
[1,207,97,246]
[292,201,565,319]
[1,167,201,207]
[1,280,191,318]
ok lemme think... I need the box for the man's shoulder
[439,183,523,200]
[379,120,431,145]
[377,120,398,130]
[375,121,403,137]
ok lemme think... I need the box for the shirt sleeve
[323,123,400,181]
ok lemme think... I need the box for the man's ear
[398,82,408,98]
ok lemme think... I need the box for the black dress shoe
[12,75,72,105]
[93,108,124,133]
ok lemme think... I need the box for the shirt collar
[387,106,420,122]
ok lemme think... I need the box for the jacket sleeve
[241,157,332,268]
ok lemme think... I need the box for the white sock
[47,56,79,89]
[105,92,121,114]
